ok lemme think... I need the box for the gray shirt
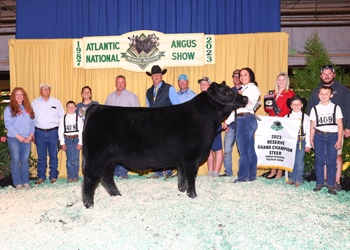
[105,89,140,107]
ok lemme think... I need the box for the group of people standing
[4,64,350,195]
[263,65,350,195]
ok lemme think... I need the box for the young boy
[285,95,311,187]
[58,101,84,183]
[310,86,343,195]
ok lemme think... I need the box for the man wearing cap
[31,84,65,184]
[177,74,197,103]
[198,77,224,177]
[307,65,350,191]
[220,69,242,177]
[105,75,140,179]
[145,65,180,179]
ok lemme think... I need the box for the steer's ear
[221,81,226,86]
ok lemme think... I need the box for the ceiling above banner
[73,30,215,72]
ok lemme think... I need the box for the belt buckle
[320,131,327,135]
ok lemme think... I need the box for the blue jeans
[223,123,236,176]
[289,139,306,184]
[314,132,338,187]
[154,169,172,177]
[236,115,258,182]
[64,136,80,180]
[8,137,32,186]
[35,128,59,180]
[114,165,129,177]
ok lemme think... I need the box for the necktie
[153,86,158,102]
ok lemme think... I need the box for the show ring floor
[1,176,349,249]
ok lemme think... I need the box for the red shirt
[264,89,295,117]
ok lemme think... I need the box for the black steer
[82,82,247,208]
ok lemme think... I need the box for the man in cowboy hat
[145,65,180,179]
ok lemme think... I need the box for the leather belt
[297,137,306,140]
[237,112,253,117]
[315,129,336,135]
[35,127,58,132]
[64,135,78,139]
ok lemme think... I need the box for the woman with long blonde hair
[4,87,35,189]
[264,71,295,179]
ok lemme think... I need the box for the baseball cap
[178,74,188,81]
[320,65,335,74]
[232,69,240,77]
[198,77,212,84]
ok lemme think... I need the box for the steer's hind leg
[177,165,187,192]
[101,162,121,197]
[184,163,198,198]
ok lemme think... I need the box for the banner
[255,116,300,172]
[73,30,215,72]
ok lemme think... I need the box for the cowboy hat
[146,65,167,76]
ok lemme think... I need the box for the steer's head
[207,81,248,111]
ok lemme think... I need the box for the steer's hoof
[187,191,197,199]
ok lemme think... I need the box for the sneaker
[73,178,79,182]
[334,182,341,192]
[295,183,301,187]
[328,186,337,195]
[67,179,73,183]
[16,185,24,190]
[50,178,57,184]
[206,173,213,177]
[313,185,324,192]
[286,181,294,185]
[23,183,31,189]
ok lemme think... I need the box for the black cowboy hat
[146,65,167,76]
[287,95,308,110]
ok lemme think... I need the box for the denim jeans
[114,165,129,177]
[64,136,80,180]
[314,132,338,187]
[7,137,32,186]
[154,169,172,177]
[236,115,258,182]
[35,128,59,180]
[223,123,236,176]
[289,139,306,184]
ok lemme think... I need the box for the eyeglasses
[232,76,239,79]
[321,65,335,73]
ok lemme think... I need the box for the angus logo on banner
[73,30,215,72]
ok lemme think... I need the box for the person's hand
[24,135,33,143]
[77,144,82,151]
[222,123,229,131]
[305,147,310,153]
[345,128,350,138]
[224,126,231,133]
[238,90,242,95]
[335,140,342,150]
[61,144,67,151]
[15,134,25,143]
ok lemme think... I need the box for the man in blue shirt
[31,83,65,184]
[145,65,180,179]
[176,74,197,103]
[220,69,242,177]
